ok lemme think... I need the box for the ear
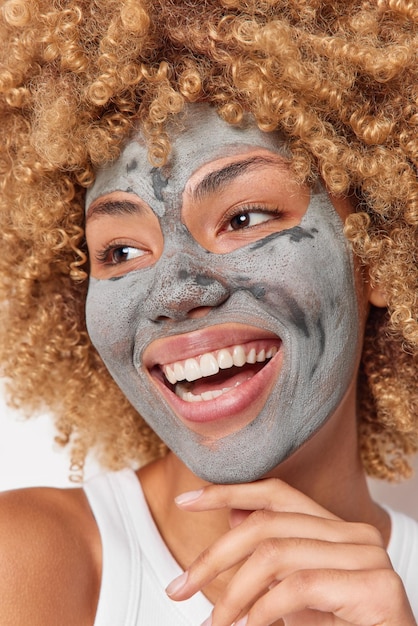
[368,285,387,308]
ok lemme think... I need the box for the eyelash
[219,204,286,232]
[94,242,141,265]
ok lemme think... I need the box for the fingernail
[200,614,212,626]
[234,616,248,626]
[165,571,188,596]
[175,489,204,506]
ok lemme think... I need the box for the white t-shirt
[84,469,418,625]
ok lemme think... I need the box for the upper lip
[142,324,281,372]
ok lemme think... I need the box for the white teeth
[204,389,223,400]
[165,365,177,385]
[176,383,236,403]
[184,358,201,382]
[266,346,278,359]
[183,353,220,382]
[217,348,234,369]
[232,345,246,367]
[161,342,279,385]
[200,353,219,377]
[176,376,255,403]
[256,349,266,362]
[180,389,201,402]
[247,348,257,364]
[173,362,185,381]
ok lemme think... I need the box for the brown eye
[230,213,251,230]
[226,209,282,232]
[112,246,132,263]
[98,245,146,265]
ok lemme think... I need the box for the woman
[0,1,417,624]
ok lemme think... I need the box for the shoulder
[387,507,418,563]
[386,507,418,619]
[0,486,101,626]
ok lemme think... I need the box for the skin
[82,104,415,624]
[0,105,413,626]
[165,479,415,626]
[85,103,360,484]
[0,487,101,625]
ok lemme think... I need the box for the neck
[138,386,390,603]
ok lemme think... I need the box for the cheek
[233,227,359,371]
[85,273,151,363]
[238,240,325,320]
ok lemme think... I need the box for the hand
[165,479,416,626]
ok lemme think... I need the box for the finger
[229,508,252,528]
[242,568,415,626]
[206,540,391,626]
[175,478,339,520]
[166,512,386,602]
[283,608,352,626]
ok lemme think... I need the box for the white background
[0,387,417,520]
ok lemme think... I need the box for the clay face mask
[85,104,359,483]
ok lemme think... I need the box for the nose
[142,256,230,322]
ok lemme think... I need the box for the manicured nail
[175,489,204,506]
[165,571,188,596]
[200,614,212,626]
[234,616,248,626]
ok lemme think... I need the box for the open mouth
[154,341,280,403]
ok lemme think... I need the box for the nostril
[187,306,213,319]
[155,307,214,322]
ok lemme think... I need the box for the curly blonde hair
[0,0,417,481]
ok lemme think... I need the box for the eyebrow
[191,155,288,201]
[86,155,288,219]
[86,199,143,221]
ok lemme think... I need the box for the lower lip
[149,347,283,425]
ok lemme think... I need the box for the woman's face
[85,104,360,483]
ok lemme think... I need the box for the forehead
[85,104,289,214]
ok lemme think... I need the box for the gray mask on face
[85,104,359,484]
